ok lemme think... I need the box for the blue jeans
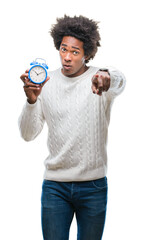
[41,177,108,240]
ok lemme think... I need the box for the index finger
[95,74,104,90]
[20,73,28,82]
[20,69,30,83]
[92,74,98,84]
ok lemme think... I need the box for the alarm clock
[28,58,48,84]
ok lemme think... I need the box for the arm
[18,97,45,141]
[18,69,49,141]
[108,67,126,99]
[91,67,126,99]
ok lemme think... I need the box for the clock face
[29,65,47,84]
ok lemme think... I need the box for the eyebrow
[61,43,80,51]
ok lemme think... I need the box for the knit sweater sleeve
[18,97,45,141]
[107,67,126,99]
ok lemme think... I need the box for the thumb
[44,76,50,83]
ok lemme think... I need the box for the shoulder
[86,66,101,78]
[47,68,60,79]
[41,68,60,94]
[85,66,99,82]
[88,66,99,73]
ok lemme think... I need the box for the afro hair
[50,15,101,63]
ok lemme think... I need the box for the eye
[73,51,79,55]
[61,47,67,52]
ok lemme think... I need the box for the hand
[20,69,50,104]
[91,71,110,96]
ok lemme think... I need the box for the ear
[84,56,90,63]
[85,55,90,60]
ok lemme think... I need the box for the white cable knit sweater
[18,66,126,181]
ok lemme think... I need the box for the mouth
[63,64,72,70]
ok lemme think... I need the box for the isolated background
[0,0,144,239]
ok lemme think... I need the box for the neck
[61,65,89,78]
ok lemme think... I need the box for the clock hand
[38,71,44,75]
[33,70,38,75]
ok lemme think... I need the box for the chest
[41,78,106,126]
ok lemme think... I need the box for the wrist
[98,68,110,76]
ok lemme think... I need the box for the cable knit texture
[18,66,126,181]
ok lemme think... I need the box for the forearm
[108,67,126,98]
[18,98,45,141]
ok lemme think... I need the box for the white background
[0,0,144,239]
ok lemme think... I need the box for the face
[59,36,88,78]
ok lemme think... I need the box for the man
[19,15,126,240]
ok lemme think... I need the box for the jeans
[41,177,108,240]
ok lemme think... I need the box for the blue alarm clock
[28,58,48,84]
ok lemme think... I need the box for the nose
[64,52,72,62]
